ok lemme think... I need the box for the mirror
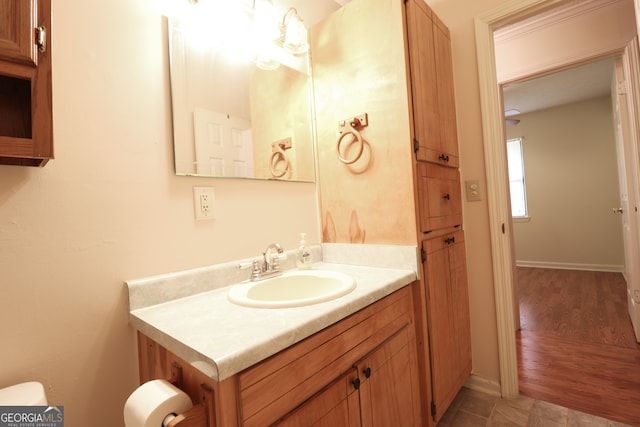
[168,0,331,182]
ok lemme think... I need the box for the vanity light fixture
[281,8,309,55]
[253,0,281,70]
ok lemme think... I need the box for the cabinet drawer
[238,286,415,427]
[417,162,462,233]
[423,229,464,254]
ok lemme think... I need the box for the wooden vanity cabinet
[276,324,419,427]
[137,284,422,427]
[421,230,471,422]
[240,284,421,426]
[0,0,53,166]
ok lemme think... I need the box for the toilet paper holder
[134,362,213,427]
[163,384,213,427]
[166,363,213,427]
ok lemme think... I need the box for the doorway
[503,58,625,274]
[474,0,640,399]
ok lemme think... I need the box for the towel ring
[270,145,291,178]
[336,121,364,165]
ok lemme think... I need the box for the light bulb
[283,11,309,55]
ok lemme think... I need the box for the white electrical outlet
[193,187,215,220]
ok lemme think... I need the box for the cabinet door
[405,0,439,164]
[448,233,472,388]
[0,0,37,66]
[275,370,361,427]
[423,231,471,422]
[405,0,459,167]
[433,14,459,164]
[357,326,422,427]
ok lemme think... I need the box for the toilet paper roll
[124,379,193,427]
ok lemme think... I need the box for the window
[506,138,528,218]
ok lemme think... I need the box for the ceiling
[502,57,616,116]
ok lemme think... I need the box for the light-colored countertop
[127,244,418,382]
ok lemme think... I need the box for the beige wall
[0,1,319,425]
[507,97,625,270]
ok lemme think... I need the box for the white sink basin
[227,270,356,308]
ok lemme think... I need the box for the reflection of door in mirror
[194,109,254,178]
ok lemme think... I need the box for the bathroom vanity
[127,246,424,426]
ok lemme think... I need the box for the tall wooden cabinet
[0,0,53,166]
[405,0,472,422]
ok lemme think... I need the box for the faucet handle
[250,260,262,279]
[272,253,288,271]
[270,254,281,272]
[239,259,263,281]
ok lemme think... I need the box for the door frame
[620,39,640,340]
[474,0,640,398]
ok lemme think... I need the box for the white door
[193,108,254,177]
[618,39,640,341]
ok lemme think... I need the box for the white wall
[0,1,319,425]
[507,96,625,271]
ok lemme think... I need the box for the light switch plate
[194,186,215,220]
[465,180,482,202]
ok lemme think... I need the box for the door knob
[613,208,624,214]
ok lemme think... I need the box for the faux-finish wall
[0,1,319,426]
[312,0,417,245]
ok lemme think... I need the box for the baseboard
[464,374,501,397]
[515,260,624,273]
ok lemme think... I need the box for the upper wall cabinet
[406,0,459,168]
[0,0,53,167]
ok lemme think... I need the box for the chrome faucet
[262,243,284,274]
[241,243,285,281]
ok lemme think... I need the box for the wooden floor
[516,267,640,426]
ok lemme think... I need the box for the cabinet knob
[445,237,456,245]
[443,194,450,200]
[352,378,361,390]
[438,153,450,162]
[363,367,371,378]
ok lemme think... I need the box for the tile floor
[437,387,637,427]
